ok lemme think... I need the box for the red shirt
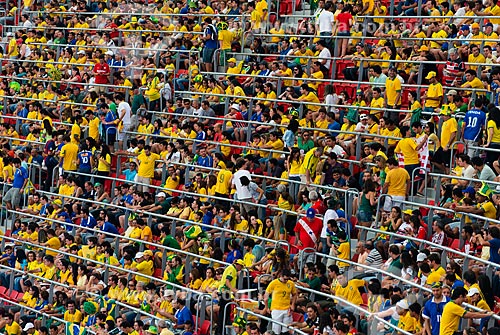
[336,12,352,32]
[294,217,322,250]
[93,62,110,84]
[311,199,327,215]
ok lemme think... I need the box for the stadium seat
[291,312,304,322]
[199,320,211,335]
[0,286,7,298]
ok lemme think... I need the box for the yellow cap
[418,45,429,52]
[425,71,437,80]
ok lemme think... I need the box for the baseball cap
[230,103,240,111]
[396,300,409,309]
[463,186,476,196]
[77,50,86,55]
[425,71,437,79]
[360,114,368,120]
[417,253,427,262]
[156,192,166,198]
[447,89,458,96]
[105,50,114,56]
[432,281,443,288]
[461,25,470,31]
[164,289,175,297]
[471,22,480,29]
[402,209,413,215]
[418,45,429,52]
[135,252,145,259]
[467,287,480,296]
[53,199,62,206]
[235,259,245,267]
[306,208,316,218]
[23,323,35,332]
[227,58,237,63]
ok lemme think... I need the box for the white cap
[23,323,35,332]
[156,191,166,198]
[135,252,145,259]
[105,50,114,56]
[230,103,240,111]
[77,50,85,55]
[360,114,368,120]
[6,32,13,37]
[417,253,427,262]
[467,288,480,297]
[396,300,409,310]
[164,289,175,297]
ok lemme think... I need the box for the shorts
[432,147,451,167]
[4,187,21,207]
[202,47,216,63]
[357,210,373,223]
[105,132,116,145]
[118,124,131,142]
[383,195,405,212]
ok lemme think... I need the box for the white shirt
[118,101,132,125]
[23,20,34,28]
[232,169,252,199]
[321,209,339,238]
[317,10,334,33]
[318,47,332,69]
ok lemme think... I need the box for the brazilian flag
[66,323,86,335]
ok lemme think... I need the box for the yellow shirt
[394,138,419,165]
[440,301,466,335]
[88,117,100,141]
[97,153,111,173]
[468,53,486,71]
[218,30,233,50]
[266,279,297,310]
[300,148,320,176]
[215,168,232,195]
[137,152,160,178]
[334,279,365,306]
[426,266,446,285]
[59,142,79,171]
[425,82,443,108]
[398,311,417,332]
[266,139,284,159]
[64,309,83,323]
[5,321,21,335]
[298,91,320,112]
[135,259,154,283]
[45,237,61,256]
[337,241,350,268]
[440,117,458,149]
[488,120,500,143]
[385,77,402,105]
[386,167,410,196]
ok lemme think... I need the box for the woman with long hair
[485,106,500,166]
[287,147,303,203]
[95,143,111,186]
[357,179,378,228]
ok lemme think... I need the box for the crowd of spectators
[1,0,500,335]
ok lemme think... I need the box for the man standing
[432,108,457,174]
[202,18,217,72]
[439,287,494,335]
[294,208,323,253]
[384,67,402,123]
[3,158,28,210]
[316,2,334,48]
[136,145,160,192]
[115,93,132,150]
[232,158,252,216]
[264,269,297,335]
[394,126,419,177]
[217,259,245,334]
[59,135,79,174]
[92,55,110,93]
[462,99,486,158]
[422,282,450,335]
[383,157,410,211]
[422,71,443,114]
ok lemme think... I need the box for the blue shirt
[78,151,93,170]
[489,238,500,264]
[12,166,28,189]
[104,110,117,134]
[123,169,137,182]
[197,155,213,168]
[463,108,486,141]
[175,306,193,326]
[422,296,450,335]
[101,221,119,235]
[204,25,218,49]
[196,130,206,142]
[81,216,97,229]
